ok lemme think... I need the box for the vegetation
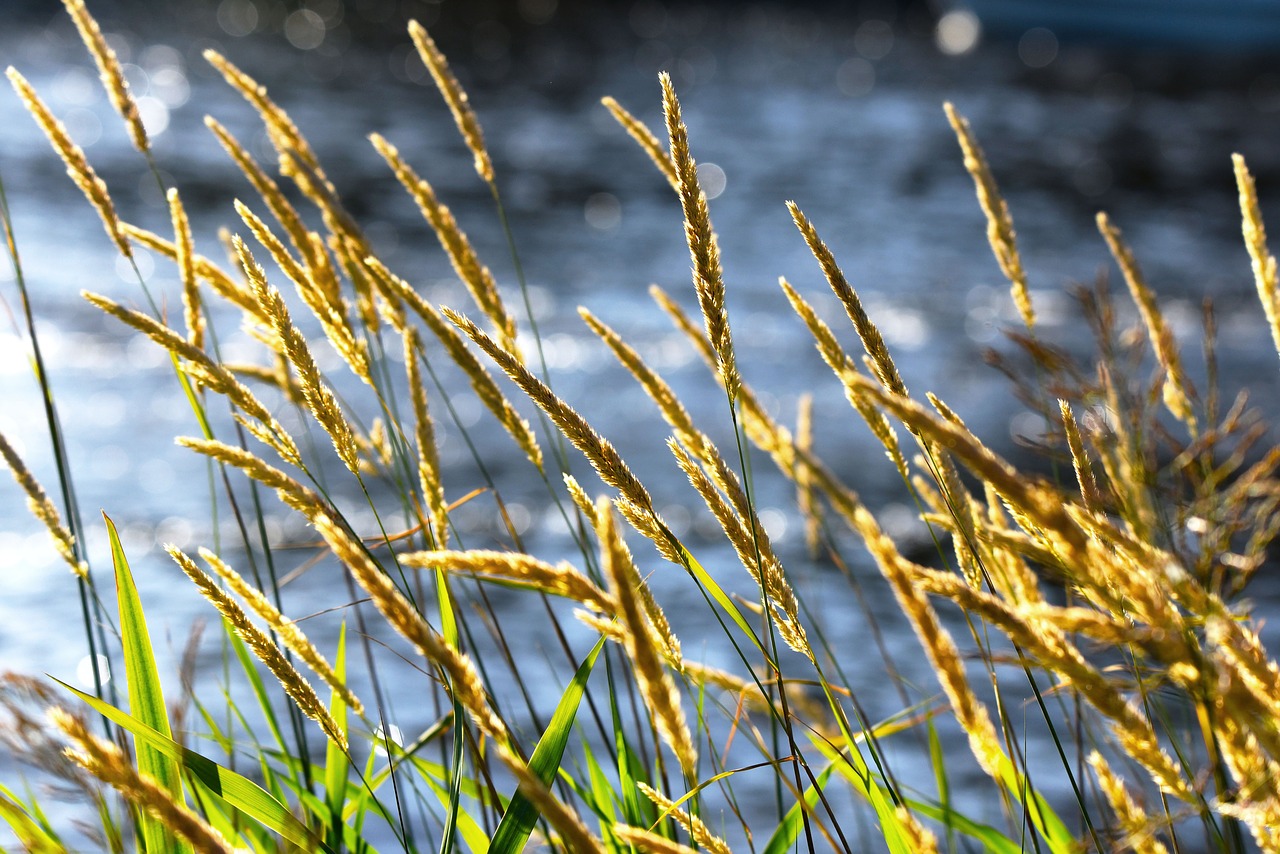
[4,2,1280,851]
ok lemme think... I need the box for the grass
[3,2,1280,851]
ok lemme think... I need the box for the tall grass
[3,3,1280,852]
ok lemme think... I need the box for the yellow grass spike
[944,103,1034,329]
[1097,212,1198,435]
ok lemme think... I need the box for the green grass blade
[808,733,911,854]
[489,636,606,854]
[905,799,1022,854]
[55,679,332,853]
[437,568,464,854]
[994,756,1075,852]
[680,546,762,653]
[763,764,834,854]
[325,621,351,846]
[0,785,62,853]
[104,512,188,854]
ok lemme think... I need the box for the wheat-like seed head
[0,432,84,577]
[944,103,1034,329]
[601,96,679,191]
[661,72,739,401]
[7,68,131,259]
[198,548,364,716]
[203,49,323,181]
[400,549,615,614]
[177,437,320,521]
[120,223,267,325]
[50,707,235,853]
[637,782,732,854]
[1087,752,1172,854]
[407,21,495,186]
[205,116,310,258]
[61,0,148,154]
[779,276,908,478]
[1097,212,1198,434]
[401,327,449,548]
[613,825,701,854]
[449,307,656,512]
[242,241,360,474]
[365,258,545,473]
[668,439,809,658]
[169,546,348,749]
[494,739,603,854]
[370,133,516,351]
[83,289,302,466]
[787,203,906,398]
[596,497,697,780]
[166,189,204,351]
[1233,154,1280,362]
[312,513,513,747]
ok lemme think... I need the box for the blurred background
[5,0,1280,842]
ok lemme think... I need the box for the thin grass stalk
[0,171,112,712]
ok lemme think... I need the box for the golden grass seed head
[168,546,348,749]
[407,20,495,186]
[50,707,235,853]
[7,67,131,259]
[596,497,697,779]
[1233,153,1280,362]
[198,547,364,716]
[400,549,616,614]
[167,188,204,351]
[364,257,545,472]
[660,72,740,401]
[449,306,654,508]
[613,825,701,854]
[601,96,680,192]
[0,432,85,578]
[788,203,908,400]
[61,0,149,154]
[943,102,1034,330]
[637,782,732,854]
[1096,212,1198,434]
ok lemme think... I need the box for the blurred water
[4,0,1280,845]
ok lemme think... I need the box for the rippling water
[5,0,1280,843]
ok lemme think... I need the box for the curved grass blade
[54,679,331,852]
[680,546,762,654]
[104,512,189,854]
[0,784,62,853]
[489,636,606,854]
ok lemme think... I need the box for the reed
[8,3,1280,852]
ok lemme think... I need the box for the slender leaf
[490,636,605,854]
[0,785,61,854]
[105,513,188,854]
[54,679,331,853]
[680,547,762,653]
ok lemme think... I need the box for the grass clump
[4,3,1280,852]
